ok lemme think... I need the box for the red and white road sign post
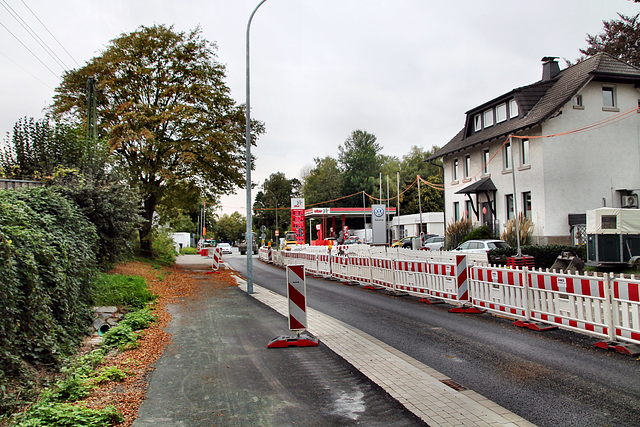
[267,265,319,348]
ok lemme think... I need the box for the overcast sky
[1,0,638,215]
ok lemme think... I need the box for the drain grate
[440,379,466,391]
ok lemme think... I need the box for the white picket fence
[259,245,640,347]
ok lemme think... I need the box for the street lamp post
[245,0,268,294]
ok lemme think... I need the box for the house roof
[429,53,640,160]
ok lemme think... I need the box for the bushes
[0,188,97,385]
[444,217,473,250]
[501,213,535,246]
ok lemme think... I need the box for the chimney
[541,56,560,80]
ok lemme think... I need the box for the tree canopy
[50,24,264,255]
[577,13,640,66]
[253,172,301,237]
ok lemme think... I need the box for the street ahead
[226,253,640,426]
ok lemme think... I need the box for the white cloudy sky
[1,0,638,215]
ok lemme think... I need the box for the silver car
[423,236,444,251]
[454,239,509,253]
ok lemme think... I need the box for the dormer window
[509,99,518,118]
[496,103,507,123]
[483,109,494,127]
[471,98,518,134]
[474,114,482,131]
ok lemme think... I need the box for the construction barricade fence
[259,245,640,346]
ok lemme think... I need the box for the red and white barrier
[394,259,430,296]
[528,270,609,339]
[331,255,351,283]
[349,255,373,286]
[470,265,528,319]
[316,253,331,277]
[370,257,395,290]
[286,265,308,330]
[612,276,640,345]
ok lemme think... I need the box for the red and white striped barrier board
[612,277,640,345]
[456,255,468,301]
[470,266,528,319]
[528,270,609,338]
[286,265,308,331]
[211,247,222,271]
[394,259,430,295]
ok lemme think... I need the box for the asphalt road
[226,252,640,427]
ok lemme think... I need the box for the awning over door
[454,177,497,221]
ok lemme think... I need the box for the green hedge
[489,244,587,269]
[0,187,98,415]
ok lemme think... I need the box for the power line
[19,0,80,68]
[0,48,53,89]
[0,19,59,78]
[0,0,70,71]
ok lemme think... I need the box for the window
[474,114,482,132]
[503,141,512,170]
[509,99,518,118]
[602,86,616,108]
[484,109,494,127]
[464,155,471,178]
[573,94,583,108]
[453,202,460,221]
[453,158,459,181]
[506,194,514,220]
[522,192,531,219]
[496,103,507,123]
[483,149,490,174]
[520,139,530,166]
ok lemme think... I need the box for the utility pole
[86,76,97,140]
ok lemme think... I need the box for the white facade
[435,55,640,245]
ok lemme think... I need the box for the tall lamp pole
[245,0,268,294]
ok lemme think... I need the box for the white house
[429,54,640,245]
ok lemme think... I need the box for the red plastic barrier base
[594,340,640,356]
[205,271,221,275]
[449,305,486,314]
[420,297,444,305]
[513,320,558,331]
[267,332,319,348]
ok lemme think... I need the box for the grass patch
[92,273,157,309]
[179,247,199,255]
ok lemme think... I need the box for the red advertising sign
[290,198,305,244]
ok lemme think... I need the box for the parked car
[392,236,416,248]
[422,236,444,251]
[216,242,233,255]
[454,239,509,253]
[343,236,363,245]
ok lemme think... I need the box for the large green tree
[337,130,384,205]
[397,145,443,215]
[301,156,343,206]
[50,25,264,256]
[579,13,640,66]
[253,172,300,235]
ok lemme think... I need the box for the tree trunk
[139,192,157,258]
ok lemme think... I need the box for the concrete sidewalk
[133,256,423,426]
[135,255,534,426]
